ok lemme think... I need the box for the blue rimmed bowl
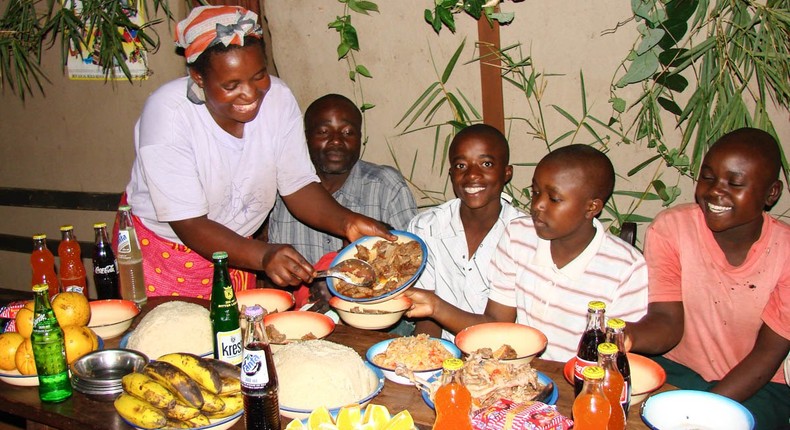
[279,362,385,420]
[366,337,461,386]
[641,390,754,430]
[327,230,427,304]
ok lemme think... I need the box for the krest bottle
[432,357,473,430]
[31,283,73,402]
[117,205,147,306]
[597,342,626,430]
[58,225,88,296]
[210,251,242,365]
[93,222,120,300]
[574,300,606,396]
[572,366,611,430]
[241,305,280,430]
[31,234,60,297]
[605,318,632,414]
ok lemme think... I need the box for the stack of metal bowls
[69,349,148,401]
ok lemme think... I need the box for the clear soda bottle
[433,358,473,430]
[31,234,60,297]
[574,300,606,396]
[93,222,120,300]
[58,225,88,296]
[117,205,147,306]
[572,365,611,430]
[598,342,626,430]
[605,318,632,415]
[31,283,73,403]
[241,305,280,430]
[210,251,242,365]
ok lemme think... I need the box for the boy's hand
[404,288,438,318]
[260,244,314,287]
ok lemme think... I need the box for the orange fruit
[14,338,37,375]
[14,301,35,338]
[52,292,91,327]
[0,332,24,371]
[62,325,97,364]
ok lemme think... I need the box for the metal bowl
[69,349,148,385]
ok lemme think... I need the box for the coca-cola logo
[94,264,117,275]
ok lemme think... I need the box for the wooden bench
[0,187,123,259]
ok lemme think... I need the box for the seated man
[267,94,417,306]
[626,128,790,430]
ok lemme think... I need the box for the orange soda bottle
[58,225,88,296]
[433,358,473,430]
[31,234,60,297]
[598,342,626,429]
[572,365,611,430]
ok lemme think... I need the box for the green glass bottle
[210,251,242,365]
[31,283,73,402]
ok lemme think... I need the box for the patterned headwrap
[175,6,263,104]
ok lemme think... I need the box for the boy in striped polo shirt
[405,144,648,361]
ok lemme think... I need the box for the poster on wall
[66,0,149,80]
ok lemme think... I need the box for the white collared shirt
[408,196,524,340]
[488,217,648,362]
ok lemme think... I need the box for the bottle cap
[60,225,74,232]
[32,283,48,292]
[606,318,626,330]
[597,342,618,355]
[582,365,605,380]
[587,301,606,311]
[32,234,47,240]
[212,251,229,260]
[93,222,107,229]
[442,358,464,371]
[118,205,132,211]
[244,305,264,318]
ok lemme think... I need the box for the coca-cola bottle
[606,317,632,414]
[241,305,280,430]
[574,300,606,397]
[92,222,120,300]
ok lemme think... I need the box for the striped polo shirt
[488,217,648,362]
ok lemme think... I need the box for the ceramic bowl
[327,230,428,304]
[641,390,754,429]
[122,409,242,430]
[454,322,548,365]
[563,352,666,405]
[421,371,559,409]
[88,299,140,339]
[236,288,294,314]
[329,295,412,330]
[365,337,461,385]
[264,311,335,343]
[279,363,385,420]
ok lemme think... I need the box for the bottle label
[216,329,242,365]
[118,230,132,254]
[574,357,596,381]
[63,285,84,295]
[94,263,117,275]
[241,349,270,388]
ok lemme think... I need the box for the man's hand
[260,244,314,287]
[343,212,397,243]
[404,288,438,319]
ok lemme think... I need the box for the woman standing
[123,6,392,298]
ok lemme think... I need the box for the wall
[0,0,788,293]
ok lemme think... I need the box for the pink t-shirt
[645,203,790,384]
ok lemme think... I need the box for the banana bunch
[114,353,243,429]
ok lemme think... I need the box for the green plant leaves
[615,49,659,87]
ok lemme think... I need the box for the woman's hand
[260,243,314,287]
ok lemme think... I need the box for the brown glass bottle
[240,305,280,430]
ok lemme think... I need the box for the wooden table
[0,296,668,429]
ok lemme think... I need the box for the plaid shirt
[268,160,417,264]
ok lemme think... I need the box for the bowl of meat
[263,311,335,346]
[327,230,427,304]
[454,322,548,365]
[365,334,460,385]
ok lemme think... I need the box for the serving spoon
[314,259,377,288]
